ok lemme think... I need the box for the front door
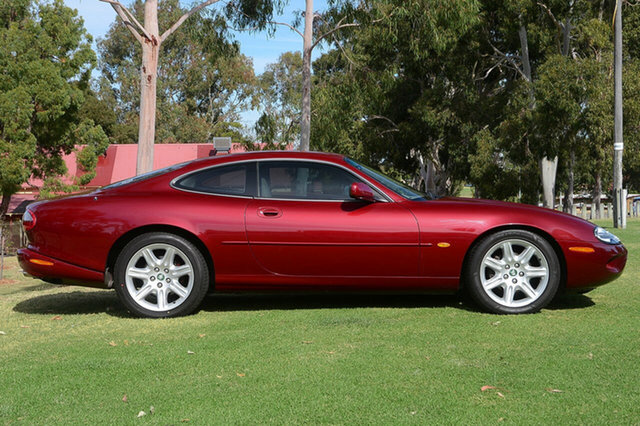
[245,160,420,278]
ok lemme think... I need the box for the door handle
[257,207,282,218]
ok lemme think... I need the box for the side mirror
[349,182,376,202]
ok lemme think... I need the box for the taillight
[23,209,36,231]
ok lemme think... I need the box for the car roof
[183,150,346,169]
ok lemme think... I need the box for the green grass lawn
[1,220,639,424]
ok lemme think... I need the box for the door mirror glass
[349,182,375,202]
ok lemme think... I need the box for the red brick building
[3,142,255,218]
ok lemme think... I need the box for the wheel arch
[105,225,215,291]
[459,224,567,292]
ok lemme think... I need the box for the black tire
[114,233,210,318]
[464,229,561,314]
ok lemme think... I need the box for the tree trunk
[593,168,602,219]
[520,23,557,209]
[518,24,532,84]
[540,156,558,209]
[299,0,313,151]
[0,225,4,281]
[137,0,160,175]
[0,191,11,218]
[564,150,575,213]
[412,150,428,192]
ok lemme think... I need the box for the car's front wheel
[114,233,210,318]
[465,230,561,314]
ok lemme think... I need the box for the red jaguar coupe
[18,151,627,317]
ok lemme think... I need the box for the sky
[63,0,330,128]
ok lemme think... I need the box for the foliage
[0,0,107,213]
[306,0,640,200]
[255,51,303,148]
[311,0,482,194]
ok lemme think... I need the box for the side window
[258,161,365,200]
[173,163,256,196]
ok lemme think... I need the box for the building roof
[22,143,252,190]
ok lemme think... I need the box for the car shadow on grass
[200,293,470,313]
[12,289,594,318]
[547,293,595,310]
[13,290,129,317]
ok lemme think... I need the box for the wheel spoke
[142,248,159,267]
[162,247,176,267]
[483,275,504,291]
[170,283,189,299]
[127,267,150,280]
[525,267,548,279]
[502,242,516,263]
[483,256,505,271]
[156,287,168,310]
[504,285,515,305]
[518,281,538,299]
[518,246,536,265]
[171,264,192,278]
[134,283,154,302]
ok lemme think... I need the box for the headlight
[594,226,621,245]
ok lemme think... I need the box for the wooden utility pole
[613,0,626,228]
[300,0,313,152]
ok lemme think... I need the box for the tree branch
[367,115,399,129]
[312,21,359,50]
[160,0,221,43]
[487,40,529,82]
[270,21,304,38]
[99,0,149,43]
[537,2,563,32]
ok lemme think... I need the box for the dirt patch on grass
[0,279,18,286]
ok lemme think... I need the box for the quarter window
[174,163,256,196]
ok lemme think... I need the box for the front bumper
[563,241,627,289]
[18,248,106,288]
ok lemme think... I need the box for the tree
[0,0,108,216]
[312,0,482,195]
[100,0,233,174]
[234,0,360,151]
[255,51,302,148]
[98,0,258,147]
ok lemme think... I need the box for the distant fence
[0,221,27,256]
[556,201,640,220]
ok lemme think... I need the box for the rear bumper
[17,248,107,288]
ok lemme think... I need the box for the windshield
[99,161,190,191]
[344,158,435,201]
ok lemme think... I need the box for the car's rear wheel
[114,233,209,318]
[465,229,561,314]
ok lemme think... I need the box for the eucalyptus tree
[99,1,258,147]
[312,0,483,195]
[0,0,108,216]
[255,51,303,148]
[99,0,282,173]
